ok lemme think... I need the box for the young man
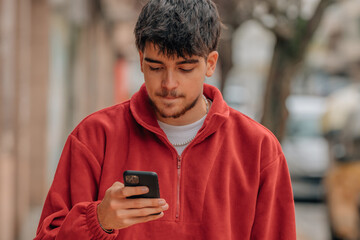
[35,0,296,239]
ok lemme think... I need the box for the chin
[157,106,186,119]
[150,94,199,119]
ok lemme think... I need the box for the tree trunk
[261,39,301,141]
[261,0,335,141]
[218,34,234,93]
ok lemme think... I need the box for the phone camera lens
[125,175,139,184]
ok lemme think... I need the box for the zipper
[176,155,182,220]
[156,134,203,221]
[156,134,184,220]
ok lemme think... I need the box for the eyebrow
[144,58,163,64]
[144,57,199,65]
[177,59,199,64]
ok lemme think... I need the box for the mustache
[155,89,185,98]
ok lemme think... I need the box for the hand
[97,181,169,230]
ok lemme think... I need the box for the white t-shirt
[158,115,206,155]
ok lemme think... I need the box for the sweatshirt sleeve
[250,154,297,240]
[34,134,119,240]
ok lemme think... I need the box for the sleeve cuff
[86,201,119,240]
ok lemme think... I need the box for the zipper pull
[177,155,182,169]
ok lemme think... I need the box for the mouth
[163,96,177,100]
[157,93,182,99]
[160,96,179,103]
[156,95,183,107]
[155,90,185,105]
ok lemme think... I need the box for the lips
[155,91,184,104]
[158,96,181,106]
[163,96,177,99]
[161,96,179,102]
[156,90,184,99]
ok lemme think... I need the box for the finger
[122,198,167,209]
[122,203,169,218]
[121,186,149,197]
[110,183,148,199]
[108,182,126,198]
[123,211,165,226]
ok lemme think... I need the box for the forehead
[143,42,203,62]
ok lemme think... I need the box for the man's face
[139,43,218,125]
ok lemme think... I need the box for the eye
[149,66,164,71]
[180,68,194,73]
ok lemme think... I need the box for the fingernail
[162,204,169,210]
[158,199,166,205]
[141,187,149,193]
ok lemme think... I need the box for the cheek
[183,76,204,95]
[144,72,160,87]
[187,72,205,87]
[143,76,156,95]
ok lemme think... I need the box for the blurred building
[1,1,49,239]
[0,0,140,239]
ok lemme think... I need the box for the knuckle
[133,199,143,208]
[105,187,112,196]
[118,188,126,197]
[138,208,147,216]
[108,187,117,197]
[115,210,125,220]
[121,188,129,197]
[114,212,130,226]
[117,219,126,227]
[121,218,130,227]
[152,199,161,206]
[114,181,124,189]
[108,182,125,197]
[109,200,117,210]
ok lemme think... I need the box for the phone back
[123,170,160,198]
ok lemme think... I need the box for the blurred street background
[1,0,360,239]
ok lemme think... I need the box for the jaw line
[149,94,201,119]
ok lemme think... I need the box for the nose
[161,70,178,90]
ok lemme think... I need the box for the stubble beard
[149,90,201,119]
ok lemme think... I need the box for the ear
[139,50,144,73]
[205,51,218,77]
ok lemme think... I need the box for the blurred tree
[53,0,141,130]
[256,0,336,141]
[215,0,335,141]
[214,0,255,92]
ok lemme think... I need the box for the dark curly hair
[134,0,221,58]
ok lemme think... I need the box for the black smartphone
[123,170,160,199]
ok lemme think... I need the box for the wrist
[96,203,114,234]
[99,222,114,234]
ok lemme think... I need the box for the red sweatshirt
[35,84,296,240]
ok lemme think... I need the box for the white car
[281,95,330,201]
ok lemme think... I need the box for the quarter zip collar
[130,83,230,141]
